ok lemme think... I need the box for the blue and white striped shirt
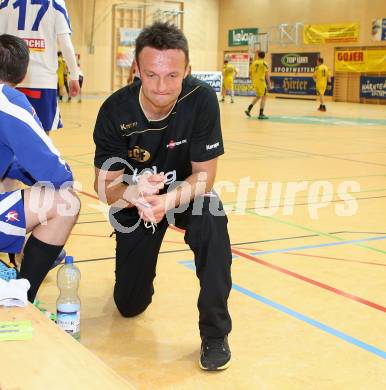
[0,84,73,188]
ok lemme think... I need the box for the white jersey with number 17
[0,0,72,89]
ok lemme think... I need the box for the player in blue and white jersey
[0,34,80,301]
[0,0,80,132]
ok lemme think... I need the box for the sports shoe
[199,336,231,371]
[220,97,225,102]
[50,249,66,269]
[244,110,251,117]
[258,114,269,119]
[230,99,234,103]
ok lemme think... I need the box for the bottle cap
[65,256,74,264]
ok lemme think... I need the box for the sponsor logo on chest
[166,139,187,149]
[23,38,45,52]
[5,210,20,223]
[128,146,150,162]
[120,121,138,132]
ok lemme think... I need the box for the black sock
[259,108,264,115]
[247,104,253,111]
[18,235,64,302]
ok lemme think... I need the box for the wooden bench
[0,304,134,390]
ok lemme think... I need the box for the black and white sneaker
[199,336,231,371]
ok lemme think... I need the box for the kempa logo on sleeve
[206,142,220,150]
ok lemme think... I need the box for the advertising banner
[192,71,222,94]
[360,76,386,99]
[116,46,134,68]
[116,28,141,68]
[335,49,386,72]
[232,77,334,96]
[234,78,255,96]
[270,76,334,96]
[228,53,250,78]
[119,28,142,45]
[303,23,359,44]
[271,52,320,73]
[371,18,386,41]
[228,28,258,46]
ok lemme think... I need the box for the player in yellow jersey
[57,51,66,101]
[221,59,237,103]
[245,51,271,119]
[313,57,331,112]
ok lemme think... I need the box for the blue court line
[249,235,386,256]
[179,261,386,360]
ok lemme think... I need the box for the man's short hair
[135,22,189,65]
[317,57,324,64]
[258,51,265,59]
[0,34,29,85]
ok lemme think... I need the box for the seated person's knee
[54,188,81,221]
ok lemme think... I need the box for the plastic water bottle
[56,256,81,340]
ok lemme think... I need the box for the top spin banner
[303,23,359,44]
[271,52,320,73]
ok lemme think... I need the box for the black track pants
[112,195,232,338]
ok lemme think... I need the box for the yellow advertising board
[303,23,359,44]
[335,49,386,72]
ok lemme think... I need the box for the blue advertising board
[360,76,386,99]
[270,76,334,96]
[191,71,222,93]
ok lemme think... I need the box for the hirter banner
[271,52,320,73]
[270,76,334,96]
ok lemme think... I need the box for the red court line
[163,240,187,245]
[78,190,386,314]
[78,190,99,200]
[72,233,112,239]
[167,225,386,314]
[235,246,386,267]
[230,247,386,314]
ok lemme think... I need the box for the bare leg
[0,178,20,192]
[19,187,80,301]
